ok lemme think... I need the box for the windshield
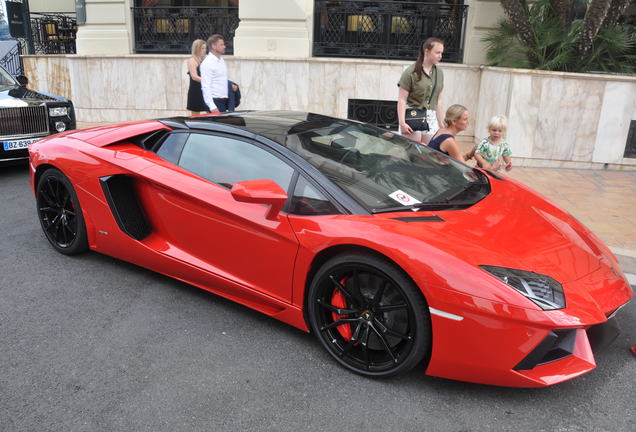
[0,65,17,89]
[287,121,489,212]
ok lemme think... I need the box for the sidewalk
[76,122,636,278]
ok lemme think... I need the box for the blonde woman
[186,39,208,114]
[427,104,474,162]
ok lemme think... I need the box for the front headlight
[49,107,69,117]
[480,265,565,310]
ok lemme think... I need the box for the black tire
[307,252,431,377]
[36,168,88,255]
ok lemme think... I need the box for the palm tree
[484,0,635,73]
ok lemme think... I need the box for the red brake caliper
[331,285,353,340]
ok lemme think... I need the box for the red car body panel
[29,119,633,387]
[70,120,173,147]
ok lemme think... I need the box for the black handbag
[405,108,429,131]
[404,67,438,131]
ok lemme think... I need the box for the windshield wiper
[443,181,479,202]
[372,178,488,214]
[372,200,478,214]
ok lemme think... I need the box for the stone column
[75,0,132,55]
[462,0,505,65]
[232,0,312,58]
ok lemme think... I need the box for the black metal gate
[348,98,398,130]
[29,12,78,55]
[0,1,78,76]
[0,42,23,76]
[314,0,468,63]
[1,0,30,75]
[132,6,240,54]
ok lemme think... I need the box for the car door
[137,131,299,303]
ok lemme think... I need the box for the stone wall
[475,68,636,168]
[23,54,636,169]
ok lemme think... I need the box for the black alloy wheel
[36,168,88,255]
[307,252,431,377]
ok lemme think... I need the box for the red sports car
[29,111,633,387]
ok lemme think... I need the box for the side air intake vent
[514,329,576,370]
[100,175,151,240]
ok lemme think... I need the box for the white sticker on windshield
[388,190,421,206]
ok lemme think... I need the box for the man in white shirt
[200,34,232,113]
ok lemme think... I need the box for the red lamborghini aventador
[29,111,633,387]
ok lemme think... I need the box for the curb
[610,248,636,287]
[610,247,636,279]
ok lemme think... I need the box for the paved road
[1,165,635,432]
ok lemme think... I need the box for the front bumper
[423,272,632,387]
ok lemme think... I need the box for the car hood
[371,174,633,316]
[0,86,61,107]
[381,175,616,285]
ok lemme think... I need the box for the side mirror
[16,75,28,87]
[230,179,288,220]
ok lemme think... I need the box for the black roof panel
[160,111,348,146]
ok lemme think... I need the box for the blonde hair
[191,39,206,60]
[443,104,468,128]
[488,115,508,135]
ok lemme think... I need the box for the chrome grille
[0,105,49,138]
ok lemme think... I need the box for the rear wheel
[36,168,88,255]
[307,252,431,377]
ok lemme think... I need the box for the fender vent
[100,175,151,240]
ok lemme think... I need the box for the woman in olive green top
[397,37,444,145]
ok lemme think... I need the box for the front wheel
[307,252,431,377]
[36,168,88,255]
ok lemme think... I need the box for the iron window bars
[132,6,239,54]
[313,0,468,63]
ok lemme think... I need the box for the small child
[475,115,512,172]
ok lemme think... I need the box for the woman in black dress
[186,39,208,114]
